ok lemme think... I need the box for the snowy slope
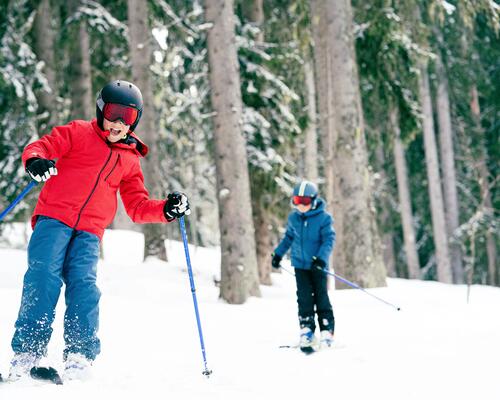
[1,228,499,400]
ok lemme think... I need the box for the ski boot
[320,330,334,348]
[8,352,40,381]
[63,353,92,381]
[299,327,316,354]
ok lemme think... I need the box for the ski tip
[300,347,316,355]
[30,366,63,385]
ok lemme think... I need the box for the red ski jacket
[22,119,168,239]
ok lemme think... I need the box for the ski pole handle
[0,181,38,222]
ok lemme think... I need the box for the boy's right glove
[312,256,327,271]
[26,158,57,182]
[271,253,282,269]
[164,191,191,221]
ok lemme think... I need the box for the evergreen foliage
[0,0,497,285]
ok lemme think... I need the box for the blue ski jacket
[274,198,336,269]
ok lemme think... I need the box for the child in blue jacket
[272,181,336,352]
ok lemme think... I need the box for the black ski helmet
[96,80,143,131]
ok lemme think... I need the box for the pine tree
[323,0,386,287]
[205,0,261,303]
[128,0,168,261]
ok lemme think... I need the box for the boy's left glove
[312,256,327,271]
[164,191,191,221]
[271,253,282,269]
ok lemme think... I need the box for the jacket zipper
[301,215,305,267]
[74,149,113,229]
[104,154,120,182]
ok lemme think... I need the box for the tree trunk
[374,130,396,278]
[391,108,421,279]
[188,154,201,248]
[303,58,319,182]
[254,204,272,285]
[310,0,335,207]
[324,0,386,287]
[128,0,167,261]
[33,0,58,132]
[205,0,261,303]
[435,53,464,283]
[252,189,274,285]
[470,85,497,286]
[67,0,93,120]
[112,199,137,231]
[242,0,273,285]
[417,65,453,283]
[241,0,264,42]
[310,0,341,282]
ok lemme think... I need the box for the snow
[439,0,456,15]
[1,228,499,399]
[152,27,169,51]
[218,188,230,199]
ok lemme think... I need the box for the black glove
[271,253,282,269]
[164,191,190,221]
[312,256,327,271]
[26,158,57,182]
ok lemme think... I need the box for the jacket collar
[91,118,149,157]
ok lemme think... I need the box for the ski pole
[0,181,38,222]
[317,266,401,311]
[178,215,212,377]
[281,265,400,311]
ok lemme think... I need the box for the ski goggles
[103,103,139,126]
[292,196,313,206]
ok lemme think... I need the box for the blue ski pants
[11,216,101,360]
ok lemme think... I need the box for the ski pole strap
[179,216,212,377]
[0,181,38,222]
[317,266,401,311]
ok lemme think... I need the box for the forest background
[0,0,498,304]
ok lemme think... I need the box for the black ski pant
[294,267,335,333]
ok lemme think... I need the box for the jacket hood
[91,118,148,157]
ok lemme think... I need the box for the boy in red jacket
[8,80,189,381]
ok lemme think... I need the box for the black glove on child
[271,253,282,269]
[164,191,191,221]
[26,158,57,182]
[312,256,327,271]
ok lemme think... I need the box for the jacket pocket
[104,154,122,188]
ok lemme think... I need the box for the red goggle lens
[292,196,313,206]
[103,103,139,126]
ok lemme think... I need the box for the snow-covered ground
[1,228,499,399]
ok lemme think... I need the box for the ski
[0,367,62,385]
[300,346,316,355]
[279,344,300,349]
[279,344,318,354]
[30,366,63,385]
[279,341,343,352]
